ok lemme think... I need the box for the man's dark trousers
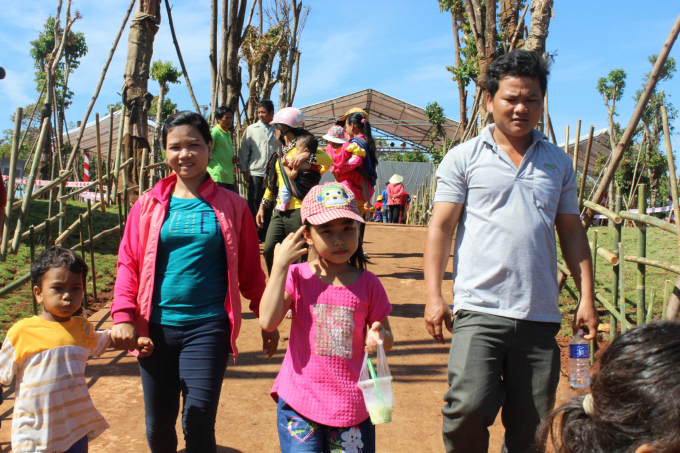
[248,175,271,242]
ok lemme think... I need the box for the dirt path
[0,223,580,452]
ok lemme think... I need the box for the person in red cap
[259,182,394,453]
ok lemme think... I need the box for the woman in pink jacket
[386,174,405,224]
[109,111,279,453]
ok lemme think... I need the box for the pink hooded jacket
[111,174,265,359]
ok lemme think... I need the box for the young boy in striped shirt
[0,247,153,453]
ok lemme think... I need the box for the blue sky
[1,0,679,153]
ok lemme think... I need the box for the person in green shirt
[207,105,239,192]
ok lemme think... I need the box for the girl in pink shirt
[260,182,394,453]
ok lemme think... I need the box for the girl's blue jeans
[276,397,375,453]
[138,318,230,453]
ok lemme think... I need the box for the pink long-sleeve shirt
[386,182,405,205]
[111,174,265,359]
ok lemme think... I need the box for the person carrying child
[333,111,379,218]
[109,111,275,453]
[537,321,680,453]
[0,247,153,453]
[256,107,333,274]
[259,181,394,453]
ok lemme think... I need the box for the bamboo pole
[139,148,149,197]
[557,261,571,277]
[7,212,65,253]
[646,288,656,324]
[45,218,51,246]
[589,242,619,266]
[64,0,136,171]
[112,105,126,199]
[611,188,622,340]
[29,226,36,315]
[165,0,201,114]
[106,107,114,203]
[661,104,680,320]
[117,192,124,242]
[663,280,671,318]
[584,14,680,228]
[624,256,680,275]
[54,201,102,246]
[637,184,647,326]
[582,200,622,224]
[17,83,46,153]
[578,125,595,210]
[47,146,58,220]
[619,211,677,236]
[572,120,581,172]
[590,229,598,365]
[95,113,106,212]
[595,292,633,331]
[86,200,97,301]
[10,118,50,254]
[2,108,23,260]
[619,241,627,335]
[59,158,132,201]
[563,125,569,154]
[10,170,72,212]
[79,214,88,309]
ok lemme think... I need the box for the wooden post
[619,241,626,335]
[79,214,87,310]
[590,229,598,365]
[637,184,647,326]
[45,218,51,246]
[1,107,23,260]
[112,104,126,201]
[106,107,114,203]
[572,120,582,172]
[58,171,67,235]
[47,148,57,220]
[11,118,50,254]
[29,225,37,315]
[611,188,622,341]
[117,192,124,242]
[578,125,595,210]
[86,200,97,301]
[563,125,569,154]
[139,148,149,197]
[647,288,656,324]
[95,113,106,212]
[661,104,680,320]
[663,280,671,318]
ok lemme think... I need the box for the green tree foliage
[424,101,454,164]
[596,68,627,116]
[29,15,87,110]
[150,60,182,96]
[149,97,178,124]
[0,104,43,159]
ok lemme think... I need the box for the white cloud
[0,68,35,108]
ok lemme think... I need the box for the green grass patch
[0,199,122,341]
[557,225,677,337]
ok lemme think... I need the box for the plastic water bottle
[570,329,590,388]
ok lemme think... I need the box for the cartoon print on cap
[316,185,350,208]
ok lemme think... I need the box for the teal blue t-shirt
[150,196,228,325]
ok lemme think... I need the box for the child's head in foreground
[301,182,368,269]
[30,246,88,322]
[537,321,680,453]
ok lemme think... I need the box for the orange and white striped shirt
[0,316,110,453]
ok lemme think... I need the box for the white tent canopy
[62,110,157,158]
[300,89,462,150]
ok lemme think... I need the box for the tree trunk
[451,11,467,132]
[608,180,614,227]
[154,80,165,159]
[524,0,553,56]
[210,0,218,117]
[279,0,302,109]
[220,0,248,113]
[122,0,160,186]
[499,0,520,50]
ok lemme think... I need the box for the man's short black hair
[257,99,274,113]
[296,133,318,153]
[31,246,88,288]
[162,111,212,149]
[215,105,234,120]
[486,50,550,99]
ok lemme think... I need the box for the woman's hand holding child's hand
[365,322,384,354]
[136,337,154,358]
[273,226,308,269]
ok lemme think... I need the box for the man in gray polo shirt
[424,50,598,453]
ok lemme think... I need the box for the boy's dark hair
[304,220,370,270]
[486,50,550,99]
[257,99,274,113]
[537,321,680,453]
[296,133,318,154]
[162,111,212,150]
[214,105,234,120]
[31,246,88,288]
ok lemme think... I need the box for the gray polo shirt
[434,124,579,323]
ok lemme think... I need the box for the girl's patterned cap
[301,182,365,225]
[322,125,348,144]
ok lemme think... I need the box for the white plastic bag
[357,343,395,424]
